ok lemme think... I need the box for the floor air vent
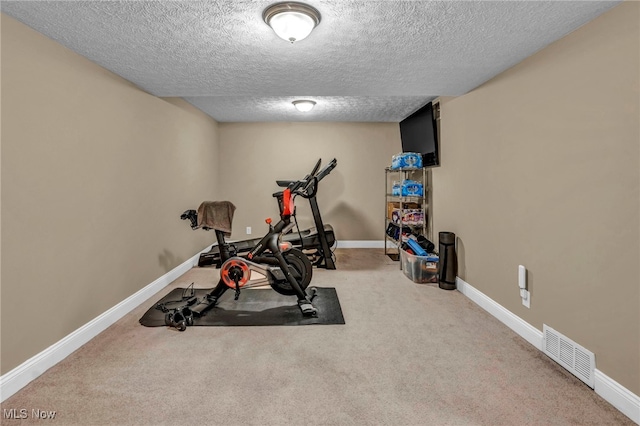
[543,324,595,388]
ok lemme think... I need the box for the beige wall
[432,2,639,394]
[1,15,220,374]
[217,122,401,242]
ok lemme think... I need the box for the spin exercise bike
[195,158,337,269]
[166,175,319,331]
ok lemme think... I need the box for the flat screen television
[399,102,440,167]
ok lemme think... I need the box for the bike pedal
[299,302,317,317]
[182,308,194,326]
[164,310,188,331]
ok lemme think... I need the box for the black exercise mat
[139,287,345,327]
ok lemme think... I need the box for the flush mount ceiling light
[263,2,321,43]
[292,100,316,112]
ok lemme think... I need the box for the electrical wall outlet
[246,227,251,235]
[522,290,530,308]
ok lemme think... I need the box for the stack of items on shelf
[391,179,424,197]
[386,152,437,282]
[387,201,423,225]
[387,152,426,229]
[391,152,422,170]
[392,210,424,226]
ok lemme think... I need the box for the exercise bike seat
[276,180,295,188]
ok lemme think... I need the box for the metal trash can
[438,232,457,290]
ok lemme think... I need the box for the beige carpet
[1,249,633,425]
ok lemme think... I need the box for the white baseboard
[595,369,640,424]
[456,277,639,425]
[0,245,211,403]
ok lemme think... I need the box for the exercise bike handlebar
[294,158,335,199]
[314,158,337,182]
[296,176,319,199]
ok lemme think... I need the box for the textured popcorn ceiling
[2,1,620,122]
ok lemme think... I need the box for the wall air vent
[543,324,595,388]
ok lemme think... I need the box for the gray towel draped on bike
[196,201,236,236]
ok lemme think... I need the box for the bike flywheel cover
[220,259,250,289]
